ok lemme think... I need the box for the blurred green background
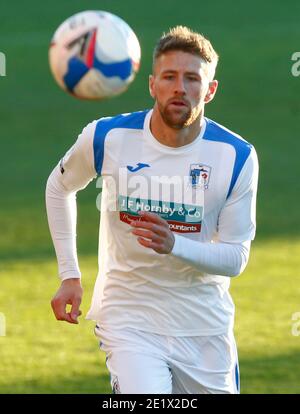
[1,0,300,394]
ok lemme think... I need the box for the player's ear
[204,80,218,103]
[149,74,156,99]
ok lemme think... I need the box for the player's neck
[150,108,204,148]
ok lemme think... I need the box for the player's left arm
[130,147,259,277]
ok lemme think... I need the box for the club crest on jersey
[189,164,211,189]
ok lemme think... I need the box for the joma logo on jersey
[189,164,212,189]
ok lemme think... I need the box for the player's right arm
[46,121,98,324]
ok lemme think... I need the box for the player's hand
[51,278,83,324]
[130,211,175,254]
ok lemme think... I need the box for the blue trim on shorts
[235,363,240,392]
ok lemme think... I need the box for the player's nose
[173,76,186,95]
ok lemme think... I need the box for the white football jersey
[49,109,258,336]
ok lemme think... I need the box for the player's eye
[163,74,175,80]
[187,76,200,82]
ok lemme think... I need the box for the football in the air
[49,10,141,100]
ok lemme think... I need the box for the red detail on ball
[86,30,97,68]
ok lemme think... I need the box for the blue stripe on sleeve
[203,118,252,199]
[93,110,149,175]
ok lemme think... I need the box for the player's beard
[157,100,201,130]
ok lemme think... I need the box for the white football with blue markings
[49,10,141,100]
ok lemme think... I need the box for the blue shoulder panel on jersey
[203,118,252,199]
[93,110,149,175]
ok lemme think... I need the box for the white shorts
[94,325,240,394]
[95,325,239,394]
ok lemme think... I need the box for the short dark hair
[153,26,219,76]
